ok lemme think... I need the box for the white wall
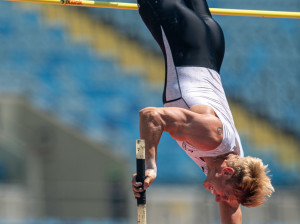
[140,185,300,224]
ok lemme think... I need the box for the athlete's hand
[131,169,157,198]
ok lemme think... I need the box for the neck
[203,153,233,171]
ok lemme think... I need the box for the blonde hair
[225,155,275,207]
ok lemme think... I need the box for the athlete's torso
[164,66,244,175]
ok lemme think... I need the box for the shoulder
[189,105,218,117]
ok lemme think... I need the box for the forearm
[219,202,242,224]
[139,108,165,170]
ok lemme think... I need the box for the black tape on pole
[136,139,146,224]
[136,158,146,205]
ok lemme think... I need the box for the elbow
[139,107,158,121]
[139,107,165,129]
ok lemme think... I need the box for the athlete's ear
[221,167,235,177]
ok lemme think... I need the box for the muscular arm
[219,202,242,224]
[139,106,223,171]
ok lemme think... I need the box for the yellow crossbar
[5,0,300,19]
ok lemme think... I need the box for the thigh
[157,0,224,71]
[184,0,211,18]
[138,0,225,72]
[137,0,165,51]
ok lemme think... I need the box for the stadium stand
[0,1,300,223]
[0,0,299,187]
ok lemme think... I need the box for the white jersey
[163,66,244,175]
[159,27,244,175]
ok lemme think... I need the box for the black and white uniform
[137,0,244,174]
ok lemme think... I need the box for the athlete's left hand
[131,168,157,198]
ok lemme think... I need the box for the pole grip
[136,139,146,205]
[136,139,146,224]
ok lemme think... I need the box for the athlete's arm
[140,105,222,168]
[132,105,223,198]
[219,201,242,224]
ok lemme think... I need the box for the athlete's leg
[204,18,225,72]
[182,0,225,71]
[153,0,224,72]
[184,0,211,18]
[137,0,165,52]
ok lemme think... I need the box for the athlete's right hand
[131,169,157,199]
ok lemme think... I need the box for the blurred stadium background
[0,0,299,223]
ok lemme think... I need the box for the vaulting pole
[136,139,146,224]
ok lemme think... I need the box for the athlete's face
[203,167,239,203]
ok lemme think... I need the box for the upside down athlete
[131,0,274,223]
